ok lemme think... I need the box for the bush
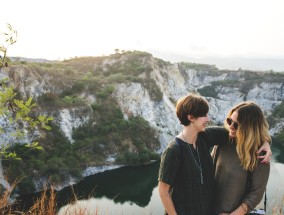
[272,102,284,118]
[96,85,114,98]
[197,85,218,98]
[115,149,159,165]
[17,178,36,194]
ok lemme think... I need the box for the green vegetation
[4,114,159,194]
[37,91,86,109]
[1,25,53,161]
[0,23,17,68]
[3,123,82,193]
[267,101,284,170]
[267,102,284,128]
[1,24,284,214]
[269,102,284,149]
[179,62,219,73]
[197,85,218,98]
[272,102,284,118]
[0,24,55,198]
[274,132,284,146]
[57,50,163,102]
[142,74,163,101]
[156,58,171,68]
[191,69,284,98]
[3,28,284,198]
[272,132,284,165]
[3,81,160,193]
[72,87,160,166]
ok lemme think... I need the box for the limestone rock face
[1,57,284,150]
[1,54,284,191]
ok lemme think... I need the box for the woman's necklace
[182,131,203,184]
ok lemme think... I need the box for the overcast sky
[1,0,284,70]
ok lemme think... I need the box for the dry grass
[0,181,98,215]
[56,186,99,215]
[23,186,57,215]
[0,178,57,215]
[0,181,283,215]
[0,177,21,215]
[0,188,13,215]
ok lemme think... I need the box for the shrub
[272,102,284,118]
[197,85,218,98]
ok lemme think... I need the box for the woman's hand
[257,141,272,163]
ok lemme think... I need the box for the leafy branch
[0,24,53,160]
[0,23,17,68]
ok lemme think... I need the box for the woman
[212,102,271,215]
[158,94,271,215]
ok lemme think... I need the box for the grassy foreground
[0,182,283,215]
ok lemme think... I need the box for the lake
[57,161,163,215]
[15,144,284,215]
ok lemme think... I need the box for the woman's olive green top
[212,140,270,214]
[158,127,228,215]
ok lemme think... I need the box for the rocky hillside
[1,50,284,193]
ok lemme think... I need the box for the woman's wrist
[240,203,248,213]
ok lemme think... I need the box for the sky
[1,0,284,71]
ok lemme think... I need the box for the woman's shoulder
[167,138,180,149]
[164,138,183,152]
[161,139,177,151]
[161,138,182,159]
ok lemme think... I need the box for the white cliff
[55,107,93,143]
[112,82,181,152]
[1,54,284,191]
[112,65,284,149]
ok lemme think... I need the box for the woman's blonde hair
[225,101,271,171]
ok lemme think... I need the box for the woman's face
[192,114,209,132]
[228,111,238,137]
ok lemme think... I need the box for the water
[15,144,284,215]
[15,161,164,215]
[57,161,163,215]
[266,143,284,214]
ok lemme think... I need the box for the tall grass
[0,182,283,214]
[0,177,22,215]
[0,184,57,215]
[0,180,98,215]
[24,186,57,215]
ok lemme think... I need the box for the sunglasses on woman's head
[226,117,239,130]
